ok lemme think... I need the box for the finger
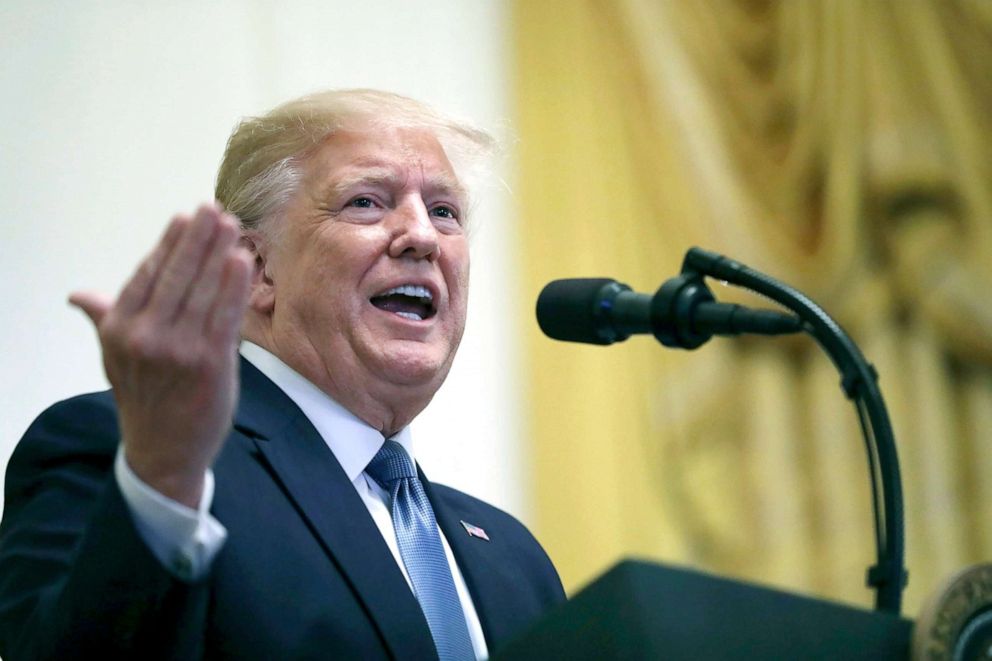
[117,214,189,315]
[68,291,114,327]
[147,203,223,321]
[179,212,241,331]
[206,248,253,345]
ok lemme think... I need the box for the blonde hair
[214,89,497,234]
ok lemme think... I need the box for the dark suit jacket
[0,359,565,660]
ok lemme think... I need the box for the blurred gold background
[513,0,992,614]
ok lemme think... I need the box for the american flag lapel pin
[460,520,490,541]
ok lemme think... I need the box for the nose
[388,198,440,262]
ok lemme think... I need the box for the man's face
[257,126,470,405]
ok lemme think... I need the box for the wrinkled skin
[243,127,471,438]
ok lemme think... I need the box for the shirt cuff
[114,447,228,581]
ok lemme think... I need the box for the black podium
[494,559,913,660]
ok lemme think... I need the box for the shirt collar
[239,341,415,482]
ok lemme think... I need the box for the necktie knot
[366,439,416,490]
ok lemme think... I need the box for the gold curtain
[512,0,992,613]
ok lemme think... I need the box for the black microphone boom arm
[680,247,906,613]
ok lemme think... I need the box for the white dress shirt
[116,341,488,660]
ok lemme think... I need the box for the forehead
[303,127,466,200]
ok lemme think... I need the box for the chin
[376,345,454,388]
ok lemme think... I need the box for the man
[0,89,565,659]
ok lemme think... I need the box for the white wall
[0,2,527,520]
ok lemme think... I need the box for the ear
[241,233,275,315]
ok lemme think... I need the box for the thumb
[69,291,114,327]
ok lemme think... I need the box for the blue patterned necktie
[365,440,475,661]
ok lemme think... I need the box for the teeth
[395,311,424,321]
[379,284,432,300]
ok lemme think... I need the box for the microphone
[536,277,803,348]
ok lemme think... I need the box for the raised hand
[70,203,253,508]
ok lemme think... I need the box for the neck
[242,327,434,438]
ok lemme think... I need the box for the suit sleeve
[0,393,209,661]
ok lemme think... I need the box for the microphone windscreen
[536,278,617,345]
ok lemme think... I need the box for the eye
[334,194,387,224]
[430,204,460,222]
[348,196,378,209]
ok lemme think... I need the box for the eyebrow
[325,165,468,205]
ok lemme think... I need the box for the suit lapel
[234,359,438,660]
[420,469,519,650]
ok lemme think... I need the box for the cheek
[445,242,470,287]
[449,267,471,323]
[284,260,349,324]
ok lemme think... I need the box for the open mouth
[370,284,437,321]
